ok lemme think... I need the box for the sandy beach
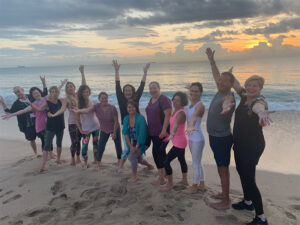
[0,110,299,225]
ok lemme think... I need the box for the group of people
[0,48,274,225]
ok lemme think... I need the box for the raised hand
[143,63,151,75]
[112,60,120,72]
[40,75,46,83]
[258,110,275,126]
[206,48,215,62]
[79,65,84,74]
[60,79,68,87]
[228,66,233,73]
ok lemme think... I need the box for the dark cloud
[177,30,237,43]
[244,17,300,35]
[194,20,234,29]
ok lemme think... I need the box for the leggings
[129,151,149,173]
[96,128,122,162]
[121,132,130,160]
[44,129,64,151]
[68,124,82,157]
[36,130,47,150]
[164,146,187,176]
[81,130,99,161]
[234,149,264,215]
[150,136,168,169]
[189,140,205,184]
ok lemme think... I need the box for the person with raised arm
[112,60,150,171]
[0,76,48,157]
[230,75,273,225]
[161,92,188,192]
[75,85,100,169]
[64,65,87,165]
[145,81,172,185]
[183,82,206,194]
[122,100,154,183]
[30,86,67,172]
[205,47,236,210]
[73,92,122,171]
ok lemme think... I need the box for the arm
[58,79,68,91]
[112,114,119,140]
[72,106,94,114]
[112,60,120,81]
[186,103,205,135]
[40,75,48,97]
[206,48,221,86]
[141,63,150,83]
[221,95,235,115]
[159,108,172,138]
[2,105,32,120]
[252,102,275,126]
[48,98,67,117]
[0,96,9,112]
[30,100,48,112]
[169,112,186,140]
[79,65,87,85]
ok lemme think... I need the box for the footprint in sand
[48,193,68,207]
[285,211,297,220]
[0,190,14,199]
[289,204,300,211]
[51,181,63,195]
[215,214,240,225]
[73,200,90,211]
[26,207,50,217]
[2,194,22,204]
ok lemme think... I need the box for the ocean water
[0,58,300,110]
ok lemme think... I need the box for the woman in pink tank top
[161,92,189,192]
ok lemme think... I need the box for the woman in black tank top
[231,75,274,225]
[30,86,67,172]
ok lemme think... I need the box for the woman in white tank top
[183,82,206,193]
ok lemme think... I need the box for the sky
[0,0,300,67]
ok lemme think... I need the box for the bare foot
[151,178,166,185]
[76,157,81,164]
[160,183,174,192]
[50,152,57,159]
[56,160,62,164]
[182,185,198,194]
[210,200,230,210]
[198,184,207,192]
[177,179,189,186]
[212,192,223,199]
[38,168,47,173]
[128,176,138,183]
[70,158,76,166]
[82,162,89,169]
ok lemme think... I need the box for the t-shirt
[94,103,118,134]
[80,101,100,133]
[206,91,235,137]
[145,94,172,136]
[116,80,145,124]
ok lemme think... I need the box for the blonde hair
[65,82,78,109]
[245,75,264,89]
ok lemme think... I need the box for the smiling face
[99,94,108,106]
[123,85,133,100]
[13,86,25,99]
[172,95,182,109]
[50,88,59,100]
[66,82,76,95]
[189,85,202,102]
[82,88,90,100]
[245,80,262,98]
[32,89,42,100]
[149,82,160,98]
[127,103,137,116]
[217,74,233,93]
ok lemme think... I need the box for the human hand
[20,98,31,105]
[111,132,116,140]
[220,102,235,115]
[206,48,215,62]
[143,63,151,75]
[159,130,167,139]
[47,112,54,118]
[0,96,4,104]
[258,110,275,126]
[186,127,199,136]
[1,113,13,120]
[130,146,138,154]
[79,65,84,74]
[40,75,46,84]
[112,60,120,72]
[60,79,68,87]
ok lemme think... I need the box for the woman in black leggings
[232,75,274,225]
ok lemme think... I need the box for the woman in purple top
[145,81,172,185]
[75,92,122,171]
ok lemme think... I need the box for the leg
[81,133,91,168]
[161,146,178,192]
[118,133,129,171]
[137,153,154,170]
[55,130,64,164]
[30,140,38,156]
[41,130,55,171]
[39,151,49,172]
[113,128,123,165]
[128,152,139,182]
[96,131,110,170]
[37,130,46,152]
[24,126,38,156]
[177,148,188,185]
[69,124,79,165]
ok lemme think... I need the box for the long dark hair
[29,87,43,99]
[123,84,136,96]
[77,85,91,109]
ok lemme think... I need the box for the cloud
[176,30,237,43]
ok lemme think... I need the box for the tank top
[187,101,204,142]
[68,109,77,124]
[80,101,100,133]
[46,99,65,132]
[170,108,187,149]
[32,97,47,133]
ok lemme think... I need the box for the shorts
[23,126,37,141]
[209,134,233,167]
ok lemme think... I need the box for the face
[13,87,25,99]
[245,80,262,98]
[217,74,232,93]
[50,89,59,99]
[127,103,136,115]
[172,95,182,109]
[124,86,133,100]
[99,94,108,105]
[189,85,202,101]
[149,83,160,98]
[82,88,90,100]
[32,89,41,100]
[66,83,75,95]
